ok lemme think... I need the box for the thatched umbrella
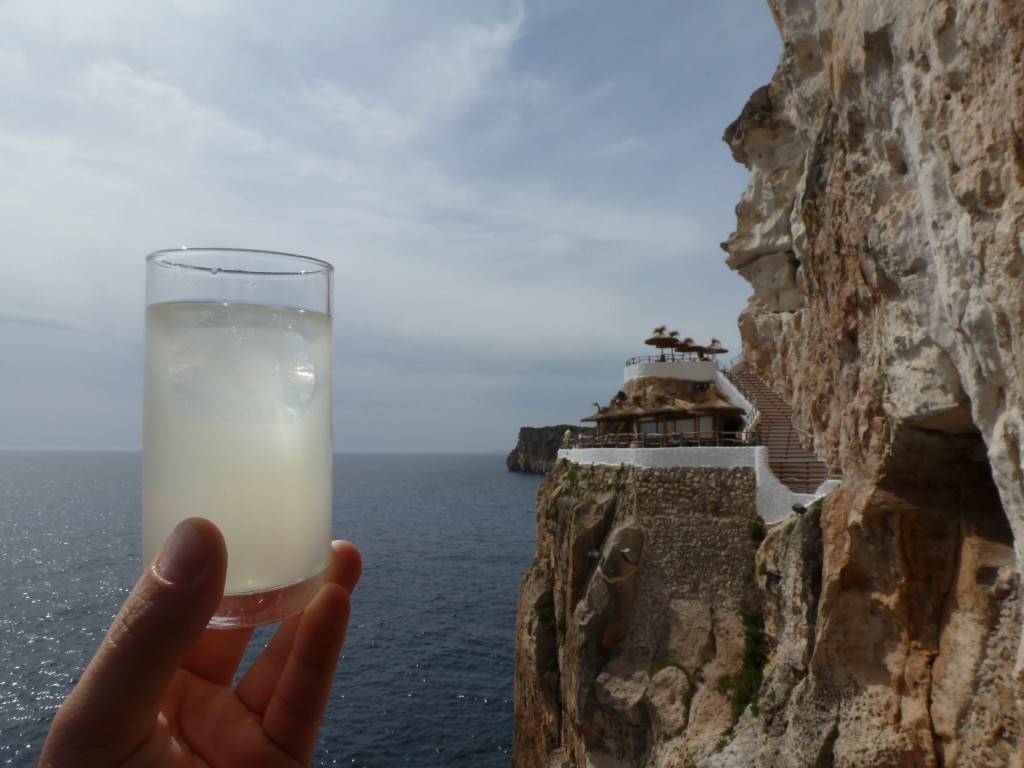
[674,336,704,361]
[703,338,729,360]
[644,326,679,361]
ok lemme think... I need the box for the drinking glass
[143,248,333,628]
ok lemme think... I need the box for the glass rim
[146,247,333,276]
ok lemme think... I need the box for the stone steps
[726,367,831,494]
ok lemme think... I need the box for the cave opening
[883,403,1010,545]
[877,404,1018,762]
[878,407,1015,618]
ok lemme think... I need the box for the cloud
[0,0,782,450]
[296,1,523,154]
[80,59,269,160]
[403,2,524,121]
[0,308,80,333]
[299,81,416,147]
[536,232,578,256]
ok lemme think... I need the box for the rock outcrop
[719,0,1024,764]
[514,460,765,766]
[508,426,593,474]
[514,0,1024,765]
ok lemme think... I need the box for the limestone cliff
[719,0,1024,763]
[514,1,1024,765]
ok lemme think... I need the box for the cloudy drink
[143,250,334,628]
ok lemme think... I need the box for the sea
[0,451,542,767]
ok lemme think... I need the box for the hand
[38,518,362,767]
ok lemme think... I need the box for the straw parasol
[703,338,729,358]
[644,326,680,360]
[674,336,704,361]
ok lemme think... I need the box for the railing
[564,431,758,450]
[723,357,773,401]
[625,354,729,368]
[726,358,841,481]
[728,359,819,443]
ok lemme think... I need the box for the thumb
[42,518,227,762]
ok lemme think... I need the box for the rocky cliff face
[515,461,766,766]
[514,1,1024,765]
[720,0,1024,763]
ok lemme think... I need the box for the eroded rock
[515,1,1024,764]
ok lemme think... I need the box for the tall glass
[143,248,333,628]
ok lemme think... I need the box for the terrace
[557,327,837,522]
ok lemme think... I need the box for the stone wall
[558,445,830,524]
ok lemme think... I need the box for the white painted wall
[625,360,718,383]
[714,369,758,440]
[622,362,757,429]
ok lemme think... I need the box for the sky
[0,0,782,453]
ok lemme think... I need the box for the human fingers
[235,540,360,713]
[178,541,358,687]
[180,626,255,686]
[326,540,362,595]
[38,518,227,766]
[261,582,351,764]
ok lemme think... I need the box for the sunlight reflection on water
[0,451,540,767]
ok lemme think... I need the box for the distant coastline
[506,425,594,474]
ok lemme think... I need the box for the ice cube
[170,308,316,422]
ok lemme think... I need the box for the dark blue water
[0,451,541,766]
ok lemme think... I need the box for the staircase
[725,366,831,494]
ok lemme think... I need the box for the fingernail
[155,521,207,584]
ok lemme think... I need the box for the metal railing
[726,357,841,480]
[624,354,728,368]
[564,431,758,450]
